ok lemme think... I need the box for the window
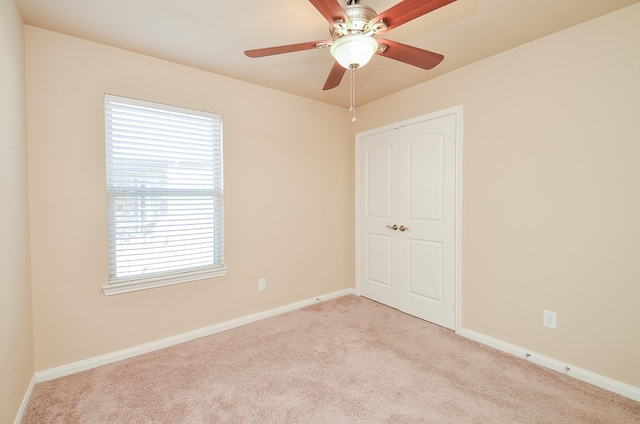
[103,95,226,295]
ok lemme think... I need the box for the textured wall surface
[354,4,640,387]
[25,26,354,371]
[0,0,34,422]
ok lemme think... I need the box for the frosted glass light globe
[330,35,379,69]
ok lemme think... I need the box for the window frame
[102,94,227,296]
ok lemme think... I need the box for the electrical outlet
[543,310,557,329]
[258,278,266,291]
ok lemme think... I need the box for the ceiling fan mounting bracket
[368,20,388,33]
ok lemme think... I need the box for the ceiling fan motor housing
[330,4,379,39]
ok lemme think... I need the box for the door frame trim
[355,105,464,333]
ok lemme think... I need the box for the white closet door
[358,129,399,308]
[357,111,457,330]
[397,114,456,328]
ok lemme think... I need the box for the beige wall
[0,0,34,421]
[354,4,640,387]
[25,26,354,371]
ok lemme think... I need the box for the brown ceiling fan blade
[309,0,351,27]
[377,39,444,70]
[323,62,347,90]
[245,41,330,58]
[372,0,456,33]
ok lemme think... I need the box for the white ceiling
[15,0,640,107]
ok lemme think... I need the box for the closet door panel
[407,239,443,301]
[408,134,444,222]
[358,130,399,308]
[398,114,456,329]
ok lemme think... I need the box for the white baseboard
[35,288,355,383]
[458,327,640,403]
[14,374,37,424]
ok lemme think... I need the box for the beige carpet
[24,295,639,423]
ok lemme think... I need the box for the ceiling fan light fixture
[330,34,378,69]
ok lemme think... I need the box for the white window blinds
[104,95,226,295]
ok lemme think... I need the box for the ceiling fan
[244,0,456,91]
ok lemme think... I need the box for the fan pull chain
[349,65,357,122]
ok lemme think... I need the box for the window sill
[102,266,229,296]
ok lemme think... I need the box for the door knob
[385,224,399,231]
[399,225,409,232]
